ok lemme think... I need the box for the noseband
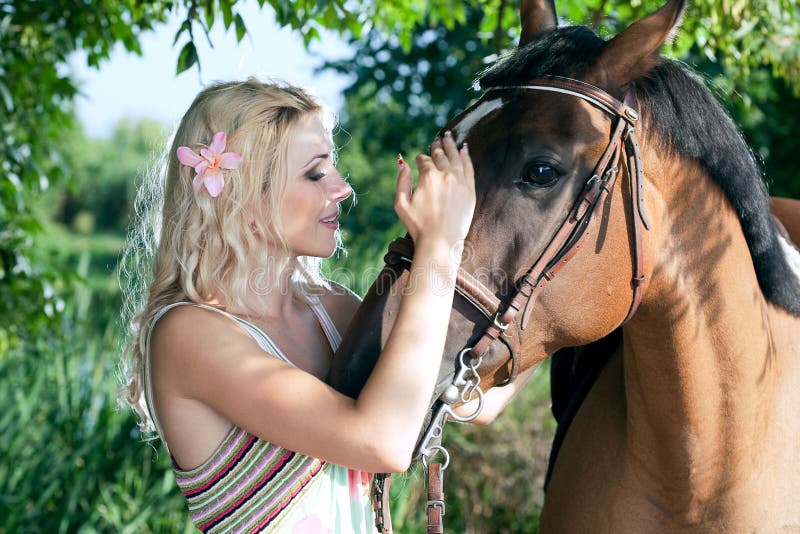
[376,76,651,534]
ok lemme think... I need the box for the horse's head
[328,0,686,420]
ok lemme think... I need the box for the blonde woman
[119,78,475,532]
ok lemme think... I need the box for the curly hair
[118,78,336,432]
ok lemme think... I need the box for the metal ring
[458,348,482,370]
[421,445,450,470]
[446,387,485,423]
[492,312,510,331]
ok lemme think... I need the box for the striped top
[144,301,376,533]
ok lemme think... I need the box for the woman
[119,78,474,532]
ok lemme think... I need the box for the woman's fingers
[394,153,413,213]
[396,135,476,245]
[441,131,462,172]
[459,143,474,181]
[415,153,437,184]
[430,137,449,171]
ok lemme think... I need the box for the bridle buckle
[492,312,510,331]
[426,499,446,516]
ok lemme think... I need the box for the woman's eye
[306,169,327,181]
[520,163,559,187]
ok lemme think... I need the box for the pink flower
[176,131,242,197]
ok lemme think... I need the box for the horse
[328,0,800,530]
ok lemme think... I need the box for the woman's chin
[308,243,339,260]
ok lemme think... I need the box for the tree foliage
[0,0,168,349]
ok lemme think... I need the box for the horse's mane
[478,26,800,316]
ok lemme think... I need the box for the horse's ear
[519,0,557,47]
[591,0,687,90]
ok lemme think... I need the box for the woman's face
[281,113,352,258]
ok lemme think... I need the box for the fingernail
[461,142,469,154]
[397,153,405,167]
[444,130,452,138]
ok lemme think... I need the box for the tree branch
[590,0,609,29]
[494,0,509,54]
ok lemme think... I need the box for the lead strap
[426,462,445,534]
[373,473,393,533]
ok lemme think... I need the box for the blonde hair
[119,78,334,432]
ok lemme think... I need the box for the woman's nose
[329,172,352,203]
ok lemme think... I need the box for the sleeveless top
[143,301,376,533]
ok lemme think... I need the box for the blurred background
[1,0,798,532]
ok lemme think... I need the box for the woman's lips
[320,213,339,230]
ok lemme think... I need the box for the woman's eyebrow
[302,152,330,168]
[301,152,331,169]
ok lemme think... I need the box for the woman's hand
[394,131,476,249]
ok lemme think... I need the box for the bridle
[372,75,651,533]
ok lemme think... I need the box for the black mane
[480,26,605,86]
[478,26,800,316]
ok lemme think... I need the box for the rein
[372,75,650,533]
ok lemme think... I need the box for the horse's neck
[622,167,797,504]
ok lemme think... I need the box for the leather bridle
[374,75,651,533]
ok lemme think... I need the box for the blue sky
[70,2,352,138]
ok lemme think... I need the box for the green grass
[0,258,193,532]
[37,221,125,282]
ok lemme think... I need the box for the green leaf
[204,1,215,30]
[234,13,247,41]
[302,26,320,47]
[0,80,13,112]
[221,1,234,29]
[172,20,191,47]
[176,41,198,74]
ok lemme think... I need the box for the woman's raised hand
[394,131,476,249]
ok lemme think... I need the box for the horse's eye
[520,163,559,188]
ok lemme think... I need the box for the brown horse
[329,0,800,530]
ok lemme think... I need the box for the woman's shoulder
[150,303,255,361]
[152,302,235,332]
[317,281,362,336]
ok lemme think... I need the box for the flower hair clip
[176,131,242,197]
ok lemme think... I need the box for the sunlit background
[71,3,350,138]
[2,0,798,531]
